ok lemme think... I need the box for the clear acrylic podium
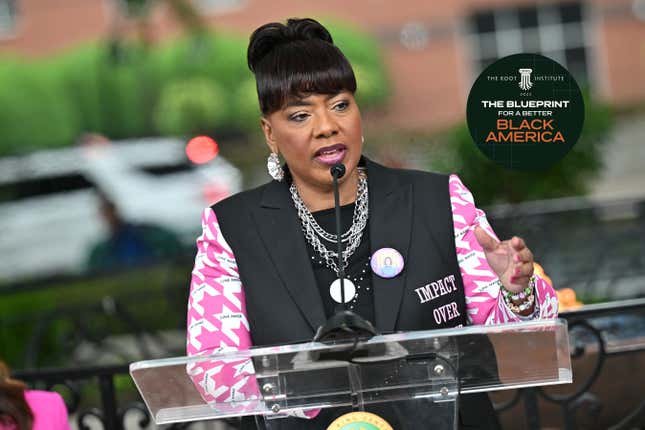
[130,319,571,429]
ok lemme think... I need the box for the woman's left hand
[474,226,534,293]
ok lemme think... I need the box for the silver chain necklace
[290,168,369,275]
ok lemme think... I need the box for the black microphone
[331,163,347,309]
[330,163,346,179]
[313,163,377,343]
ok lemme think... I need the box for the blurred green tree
[0,19,390,155]
[322,19,390,108]
[153,77,228,135]
[0,61,80,154]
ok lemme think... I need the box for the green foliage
[0,264,189,368]
[121,0,150,17]
[45,45,104,133]
[149,32,249,90]
[321,19,390,107]
[352,64,387,108]
[97,55,150,138]
[0,60,80,155]
[148,32,253,134]
[231,78,262,132]
[441,97,614,204]
[153,77,228,135]
[0,23,390,155]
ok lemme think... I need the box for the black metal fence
[11,298,645,430]
[494,298,645,429]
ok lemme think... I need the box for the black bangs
[253,39,357,115]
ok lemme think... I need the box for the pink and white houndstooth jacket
[185,174,559,412]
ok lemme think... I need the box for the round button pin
[370,248,404,279]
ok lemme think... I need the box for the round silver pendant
[329,278,356,304]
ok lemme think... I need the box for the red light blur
[186,136,219,164]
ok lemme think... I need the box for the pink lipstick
[314,144,347,166]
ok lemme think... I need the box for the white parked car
[0,137,242,283]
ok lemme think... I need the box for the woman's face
[261,90,363,190]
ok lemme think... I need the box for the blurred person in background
[0,361,70,430]
[85,190,183,273]
[186,18,559,429]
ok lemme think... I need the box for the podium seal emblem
[326,411,393,430]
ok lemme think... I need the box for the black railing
[0,259,193,369]
[488,196,645,303]
[14,363,237,429]
[494,298,645,430]
[10,298,645,430]
[14,365,141,430]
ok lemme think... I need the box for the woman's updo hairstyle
[247,18,357,115]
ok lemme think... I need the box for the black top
[307,203,375,323]
[213,157,500,429]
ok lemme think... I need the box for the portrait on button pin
[370,248,404,279]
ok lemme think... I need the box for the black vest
[213,157,500,429]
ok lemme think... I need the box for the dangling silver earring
[267,152,284,182]
[361,135,365,144]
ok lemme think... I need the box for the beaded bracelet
[506,292,535,314]
[501,275,537,314]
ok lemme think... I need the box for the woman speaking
[186,18,558,429]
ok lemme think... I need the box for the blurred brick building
[1,0,643,131]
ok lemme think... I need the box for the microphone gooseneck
[313,163,377,343]
[331,163,346,310]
